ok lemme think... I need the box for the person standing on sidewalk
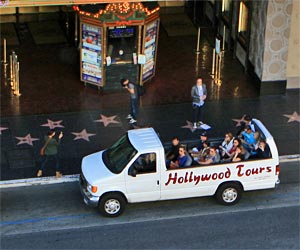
[191,76,207,129]
[121,78,139,124]
[37,129,63,178]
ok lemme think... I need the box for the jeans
[40,154,60,171]
[192,104,204,123]
[130,97,139,119]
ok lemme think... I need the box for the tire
[215,182,242,205]
[99,193,126,217]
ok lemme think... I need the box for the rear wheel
[99,193,126,217]
[216,182,242,205]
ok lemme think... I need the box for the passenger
[169,145,189,169]
[236,115,255,136]
[249,131,261,156]
[232,145,246,162]
[219,132,234,159]
[252,140,271,159]
[198,146,220,165]
[240,125,256,152]
[191,141,210,162]
[221,138,241,162]
[196,131,209,151]
[166,136,180,163]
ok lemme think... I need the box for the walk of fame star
[94,114,120,127]
[16,134,39,146]
[232,115,247,127]
[181,120,197,132]
[72,129,96,141]
[0,127,8,135]
[283,111,300,123]
[41,119,64,129]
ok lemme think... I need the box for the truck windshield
[102,134,137,174]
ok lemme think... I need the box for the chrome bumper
[79,174,100,207]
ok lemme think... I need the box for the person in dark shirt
[254,140,271,159]
[197,131,208,151]
[166,137,180,162]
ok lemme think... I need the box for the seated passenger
[198,146,220,165]
[219,132,234,159]
[169,145,189,169]
[240,125,256,152]
[166,137,180,163]
[190,141,210,162]
[196,132,209,151]
[252,140,271,159]
[249,131,261,156]
[232,145,246,162]
[221,138,241,162]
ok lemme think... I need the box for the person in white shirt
[191,76,207,129]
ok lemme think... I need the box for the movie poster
[81,23,102,85]
[142,20,159,82]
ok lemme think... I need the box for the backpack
[133,83,145,97]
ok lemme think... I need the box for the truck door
[125,152,160,202]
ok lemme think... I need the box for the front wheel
[99,193,126,217]
[215,182,242,205]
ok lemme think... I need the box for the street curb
[1,155,299,189]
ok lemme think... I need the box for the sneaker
[129,118,137,124]
[126,114,133,119]
[193,123,197,129]
[197,121,204,126]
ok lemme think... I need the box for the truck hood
[81,151,113,185]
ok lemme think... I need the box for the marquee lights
[73,2,160,19]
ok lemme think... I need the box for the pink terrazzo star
[94,114,120,127]
[232,115,247,127]
[16,134,39,146]
[181,120,197,133]
[41,119,64,129]
[283,111,300,123]
[72,129,96,142]
[0,127,8,135]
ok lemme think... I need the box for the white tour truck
[79,119,280,217]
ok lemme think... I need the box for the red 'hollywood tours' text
[165,168,231,186]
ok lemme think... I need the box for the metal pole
[211,48,216,76]
[74,12,78,46]
[222,25,226,51]
[195,27,201,54]
[10,54,13,86]
[3,38,7,64]
[14,61,21,96]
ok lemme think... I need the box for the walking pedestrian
[37,129,63,178]
[121,78,139,124]
[191,76,207,129]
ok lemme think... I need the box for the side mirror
[128,166,137,177]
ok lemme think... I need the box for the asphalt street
[1,206,299,249]
[1,161,300,237]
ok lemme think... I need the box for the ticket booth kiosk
[74,2,160,90]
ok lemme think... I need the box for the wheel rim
[222,187,238,203]
[104,199,121,215]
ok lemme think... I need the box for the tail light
[276,165,280,175]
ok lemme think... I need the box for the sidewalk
[1,89,299,181]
